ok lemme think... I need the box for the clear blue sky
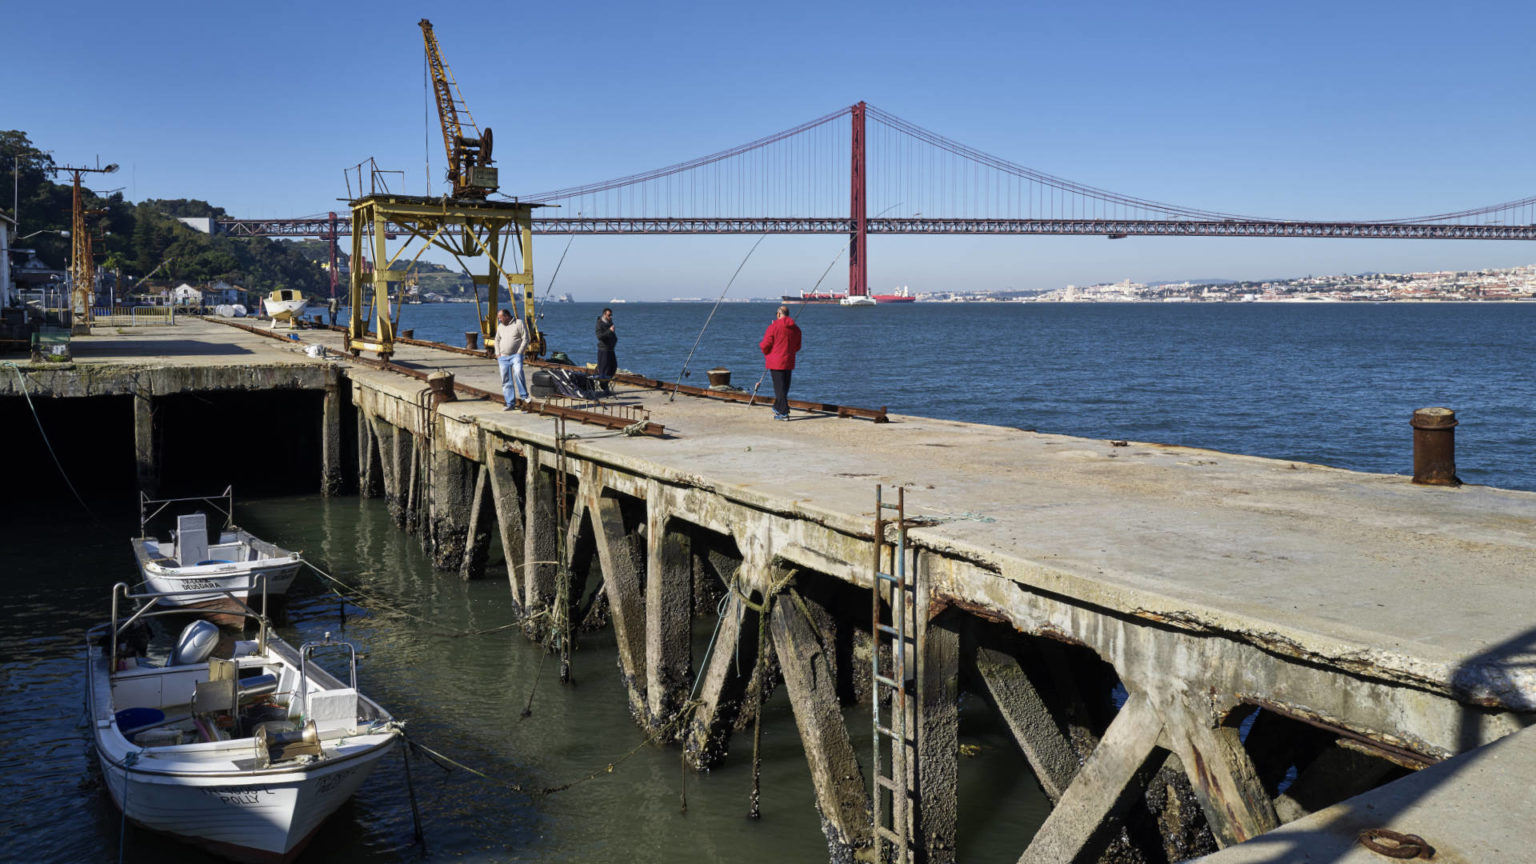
[8,0,1536,299]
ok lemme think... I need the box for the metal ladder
[871,485,915,862]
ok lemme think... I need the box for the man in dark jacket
[595,307,617,391]
[759,305,802,420]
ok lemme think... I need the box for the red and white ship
[871,285,916,304]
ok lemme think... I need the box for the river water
[3,301,1532,862]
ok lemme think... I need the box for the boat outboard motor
[171,619,220,666]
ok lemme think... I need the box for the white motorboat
[839,294,877,307]
[132,490,302,625]
[87,583,399,862]
[264,289,309,328]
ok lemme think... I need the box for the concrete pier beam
[969,642,1082,804]
[522,457,558,634]
[371,416,410,527]
[771,585,872,862]
[356,405,381,498]
[1162,703,1279,847]
[321,366,344,497]
[428,444,476,571]
[458,463,493,580]
[685,588,753,768]
[915,596,960,864]
[486,447,527,607]
[1019,692,1167,864]
[645,492,694,735]
[588,486,648,719]
[133,385,158,496]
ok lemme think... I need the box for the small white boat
[88,583,399,862]
[839,294,877,307]
[264,289,309,328]
[132,490,302,625]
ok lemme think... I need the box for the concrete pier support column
[1162,703,1279,847]
[428,444,475,571]
[645,486,693,735]
[588,486,648,719]
[522,456,558,633]
[320,367,344,497]
[487,447,527,607]
[771,585,872,861]
[685,587,752,768]
[915,579,960,864]
[970,642,1081,804]
[357,407,381,498]
[372,417,411,527]
[404,435,422,534]
[458,463,493,580]
[1019,692,1167,864]
[133,385,159,497]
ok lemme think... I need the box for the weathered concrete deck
[11,317,1535,863]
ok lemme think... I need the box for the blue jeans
[498,355,528,405]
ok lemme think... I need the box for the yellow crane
[419,18,498,200]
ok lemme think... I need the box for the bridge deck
[27,317,1535,715]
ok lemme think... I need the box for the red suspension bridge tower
[848,101,868,299]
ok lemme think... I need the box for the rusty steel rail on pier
[605,370,889,422]
[208,319,665,436]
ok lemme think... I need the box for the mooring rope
[4,362,96,518]
[300,558,555,639]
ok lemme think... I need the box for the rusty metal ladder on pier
[871,485,916,863]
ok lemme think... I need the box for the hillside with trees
[3,130,331,296]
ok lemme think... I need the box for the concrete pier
[6,317,1535,863]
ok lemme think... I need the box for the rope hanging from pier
[3,362,96,518]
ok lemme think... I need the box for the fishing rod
[669,234,769,402]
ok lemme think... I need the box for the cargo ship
[872,286,916,304]
[781,290,846,304]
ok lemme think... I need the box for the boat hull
[132,533,302,622]
[97,745,387,863]
[87,628,398,863]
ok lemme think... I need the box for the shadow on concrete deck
[72,340,257,358]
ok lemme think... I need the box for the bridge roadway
[18,317,1536,862]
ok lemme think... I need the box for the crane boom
[419,18,497,199]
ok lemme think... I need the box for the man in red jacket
[759,304,803,421]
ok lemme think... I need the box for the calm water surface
[4,301,1532,862]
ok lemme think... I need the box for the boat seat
[192,658,238,716]
[177,513,209,566]
[308,688,359,736]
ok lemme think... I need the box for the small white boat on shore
[132,490,302,625]
[264,289,309,328]
[88,583,399,862]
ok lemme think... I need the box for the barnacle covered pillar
[645,486,694,735]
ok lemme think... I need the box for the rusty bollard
[400,329,414,340]
[707,367,731,388]
[465,331,479,350]
[427,371,458,408]
[1411,407,1460,486]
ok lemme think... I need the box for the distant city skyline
[8,0,1536,300]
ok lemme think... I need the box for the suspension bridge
[217,101,1536,297]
